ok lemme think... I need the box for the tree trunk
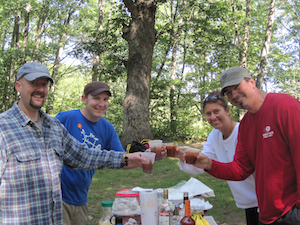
[240,0,250,68]
[2,12,20,112]
[12,10,21,48]
[170,0,186,136]
[23,3,31,48]
[92,0,104,81]
[46,0,83,114]
[121,0,157,147]
[256,0,276,89]
[33,0,49,60]
[231,0,250,68]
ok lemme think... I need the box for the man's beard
[29,99,45,109]
[29,92,46,109]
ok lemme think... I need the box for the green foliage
[0,0,299,143]
[51,71,88,116]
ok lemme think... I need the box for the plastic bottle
[180,200,195,225]
[99,200,113,225]
[158,189,175,225]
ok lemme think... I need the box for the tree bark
[92,0,104,81]
[240,0,251,68]
[2,11,20,112]
[23,3,31,48]
[121,0,157,147]
[231,0,250,68]
[46,0,83,114]
[12,10,21,48]
[256,0,276,89]
[170,0,186,136]
[33,0,49,60]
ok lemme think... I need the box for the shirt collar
[12,102,51,127]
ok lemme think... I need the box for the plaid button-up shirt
[0,102,123,224]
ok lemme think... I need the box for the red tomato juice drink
[141,152,156,173]
[148,140,163,161]
[165,145,177,157]
[151,146,163,160]
[185,152,199,164]
[142,163,154,173]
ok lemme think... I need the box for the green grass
[87,157,246,225]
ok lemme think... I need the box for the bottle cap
[101,200,113,207]
[115,216,123,224]
[163,189,169,199]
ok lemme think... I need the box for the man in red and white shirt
[192,67,300,225]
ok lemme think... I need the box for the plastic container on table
[116,189,140,204]
[113,189,141,224]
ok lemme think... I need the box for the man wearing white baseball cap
[0,62,145,224]
[191,66,300,225]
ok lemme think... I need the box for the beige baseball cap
[220,67,251,95]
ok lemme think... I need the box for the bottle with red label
[180,200,195,225]
[158,189,175,225]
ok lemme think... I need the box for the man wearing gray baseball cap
[0,62,146,224]
[190,66,300,225]
[16,62,53,83]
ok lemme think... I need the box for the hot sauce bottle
[180,200,195,225]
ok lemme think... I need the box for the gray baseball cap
[220,67,251,94]
[16,62,53,83]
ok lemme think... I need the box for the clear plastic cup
[141,152,156,173]
[164,142,177,157]
[185,151,199,164]
[148,140,163,160]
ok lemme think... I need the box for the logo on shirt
[77,123,102,150]
[262,126,274,139]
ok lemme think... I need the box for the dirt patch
[177,142,204,151]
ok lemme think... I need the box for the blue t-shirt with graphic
[56,109,124,205]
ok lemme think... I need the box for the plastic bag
[112,197,141,216]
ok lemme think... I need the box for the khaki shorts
[63,201,88,225]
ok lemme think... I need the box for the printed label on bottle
[159,212,171,225]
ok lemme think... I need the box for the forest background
[0,0,299,148]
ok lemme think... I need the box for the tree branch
[123,0,138,17]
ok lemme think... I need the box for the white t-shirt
[179,123,258,209]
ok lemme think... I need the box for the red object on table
[116,189,140,204]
